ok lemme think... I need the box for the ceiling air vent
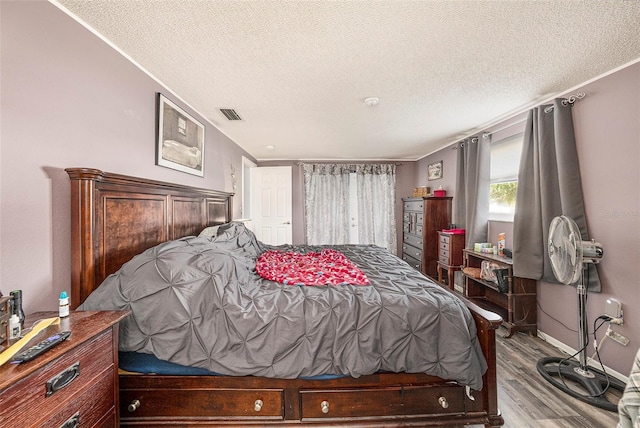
[219,108,242,121]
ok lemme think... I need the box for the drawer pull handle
[128,399,141,412]
[59,412,79,428]
[439,396,449,409]
[254,399,263,412]
[321,400,329,414]
[46,362,80,397]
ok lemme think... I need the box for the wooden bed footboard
[67,168,504,427]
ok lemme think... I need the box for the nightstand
[0,310,129,427]
[437,231,465,290]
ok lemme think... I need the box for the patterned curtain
[303,164,351,245]
[355,164,397,254]
[303,163,397,254]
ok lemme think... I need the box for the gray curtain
[454,135,491,248]
[512,98,601,291]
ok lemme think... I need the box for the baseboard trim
[536,330,629,384]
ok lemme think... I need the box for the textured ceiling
[54,0,640,161]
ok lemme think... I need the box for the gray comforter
[79,222,487,390]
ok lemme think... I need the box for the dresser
[463,250,537,337]
[0,310,129,427]
[0,296,10,349]
[401,197,452,278]
[437,231,465,290]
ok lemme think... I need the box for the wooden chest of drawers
[0,310,129,428]
[437,231,466,290]
[401,197,452,278]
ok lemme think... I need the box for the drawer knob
[128,399,141,412]
[321,400,330,414]
[439,396,449,409]
[254,399,263,412]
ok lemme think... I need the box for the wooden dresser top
[0,310,129,390]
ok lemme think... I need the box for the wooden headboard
[66,168,233,309]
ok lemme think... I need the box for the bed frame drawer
[120,388,284,421]
[299,384,466,421]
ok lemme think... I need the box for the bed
[66,167,504,427]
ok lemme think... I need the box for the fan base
[537,356,626,412]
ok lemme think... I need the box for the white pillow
[198,225,220,238]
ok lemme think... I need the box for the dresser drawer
[300,384,465,420]
[402,253,422,271]
[0,297,9,345]
[439,254,450,265]
[402,243,423,261]
[36,367,116,428]
[403,200,424,212]
[439,240,450,252]
[403,233,423,249]
[439,234,450,245]
[120,388,284,420]
[0,330,114,426]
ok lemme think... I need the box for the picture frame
[156,93,205,176]
[427,160,443,180]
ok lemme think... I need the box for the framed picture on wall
[156,93,205,176]
[428,160,443,180]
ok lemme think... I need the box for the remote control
[11,331,72,363]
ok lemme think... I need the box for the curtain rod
[543,92,585,113]
[297,162,402,166]
[478,92,586,139]
[481,118,528,139]
[450,92,588,148]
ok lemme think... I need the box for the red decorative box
[434,189,446,197]
[442,228,465,234]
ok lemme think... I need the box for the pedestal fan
[536,215,625,411]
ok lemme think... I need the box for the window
[489,133,524,221]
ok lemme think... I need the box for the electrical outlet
[605,298,622,318]
[606,328,630,346]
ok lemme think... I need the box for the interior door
[249,166,292,245]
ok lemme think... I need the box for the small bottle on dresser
[9,314,21,339]
[59,291,70,318]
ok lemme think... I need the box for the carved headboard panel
[66,168,233,309]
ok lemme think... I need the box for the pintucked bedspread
[78,222,487,390]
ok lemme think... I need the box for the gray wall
[1,1,255,312]
[412,62,640,376]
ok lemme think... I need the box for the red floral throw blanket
[256,249,370,286]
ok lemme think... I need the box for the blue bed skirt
[119,352,345,380]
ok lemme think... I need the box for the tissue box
[434,189,446,197]
[474,243,492,252]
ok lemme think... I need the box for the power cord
[556,314,612,398]
[537,300,578,333]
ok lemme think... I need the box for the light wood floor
[469,328,623,428]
